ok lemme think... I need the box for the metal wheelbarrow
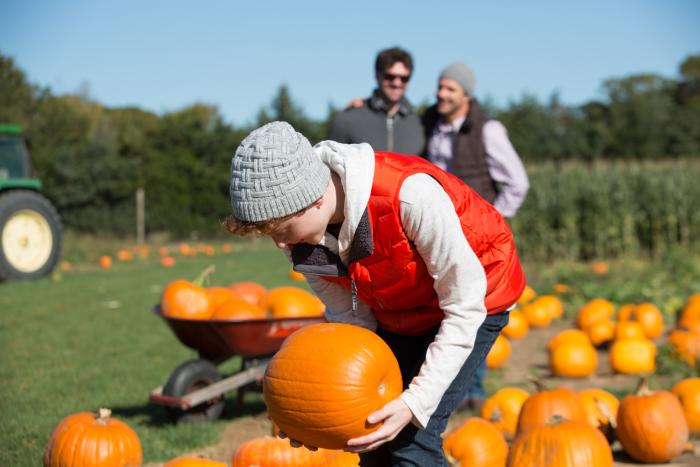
[149,305,324,422]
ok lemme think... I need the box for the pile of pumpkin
[160,272,324,321]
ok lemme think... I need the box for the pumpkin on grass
[485,334,511,369]
[480,387,530,438]
[549,339,597,378]
[614,321,646,341]
[535,295,564,319]
[263,323,402,449]
[501,309,529,340]
[616,377,689,463]
[609,338,655,374]
[507,416,613,467]
[546,329,591,354]
[576,298,615,330]
[630,302,664,339]
[231,436,319,466]
[44,408,142,467]
[516,382,587,436]
[443,417,508,467]
[671,377,700,435]
[584,318,615,347]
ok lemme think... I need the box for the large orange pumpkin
[261,286,325,318]
[43,408,142,467]
[161,279,212,320]
[211,298,267,320]
[263,323,402,449]
[516,384,587,436]
[617,378,689,463]
[485,334,511,369]
[229,281,267,305]
[549,340,597,378]
[164,456,227,466]
[578,388,619,442]
[231,436,319,466]
[507,416,613,467]
[480,387,530,438]
[443,417,508,467]
[678,294,700,327]
[609,338,655,374]
[671,377,700,435]
[501,309,529,339]
[99,255,112,269]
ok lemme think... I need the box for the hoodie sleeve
[397,173,488,429]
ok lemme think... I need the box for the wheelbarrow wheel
[162,358,224,422]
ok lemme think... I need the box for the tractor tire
[0,189,62,281]
[162,359,225,423]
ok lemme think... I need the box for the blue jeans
[359,311,510,467]
[464,359,486,400]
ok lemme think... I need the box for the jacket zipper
[351,279,358,317]
[386,116,394,152]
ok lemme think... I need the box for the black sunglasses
[383,72,410,83]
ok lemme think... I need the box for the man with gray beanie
[226,121,525,466]
[422,62,529,413]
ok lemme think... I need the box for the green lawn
[1,238,699,466]
[0,239,296,466]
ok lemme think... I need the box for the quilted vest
[304,152,525,335]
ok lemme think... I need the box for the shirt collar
[369,89,412,116]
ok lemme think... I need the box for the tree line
[1,52,699,239]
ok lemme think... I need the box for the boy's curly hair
[222,203,315,237]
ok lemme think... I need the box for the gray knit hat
[230,121,330,222]
[439,62,476,96]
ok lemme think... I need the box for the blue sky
[2,0,699,126]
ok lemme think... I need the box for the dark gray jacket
[327,90,425,155]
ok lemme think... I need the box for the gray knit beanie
[440,62,476,96]
[230,121,330,222]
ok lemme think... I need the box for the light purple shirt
[427,118,529,218]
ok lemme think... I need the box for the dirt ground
[146,320,700,466]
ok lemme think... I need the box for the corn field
[510,158,700,261]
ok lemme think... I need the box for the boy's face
[269,200,328,249]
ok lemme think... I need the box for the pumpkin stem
[528,376,547,392]
[545,414,567,426]
[489,407,503,422]
[96,408,111,425]
[193,265,216,287]
[634,376,652,396]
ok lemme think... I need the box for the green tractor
[0,124,62,280]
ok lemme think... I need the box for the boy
[225,121,525,466]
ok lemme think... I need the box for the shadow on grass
[109,393,268,428]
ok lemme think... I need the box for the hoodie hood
[313,140,375,264]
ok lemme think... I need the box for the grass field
[2,237,699,465]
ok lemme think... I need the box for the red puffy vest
[322,152,526,335]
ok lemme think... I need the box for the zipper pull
[351,279,358,316]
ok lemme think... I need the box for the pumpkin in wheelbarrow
[261,286,325,318]
[211,298,267,320]
[161,279,212,320]
[263,323,402,449]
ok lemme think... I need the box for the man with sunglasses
[327,46,425,155]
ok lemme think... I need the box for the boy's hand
[345,398,413,453]
[277,430,318,451]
